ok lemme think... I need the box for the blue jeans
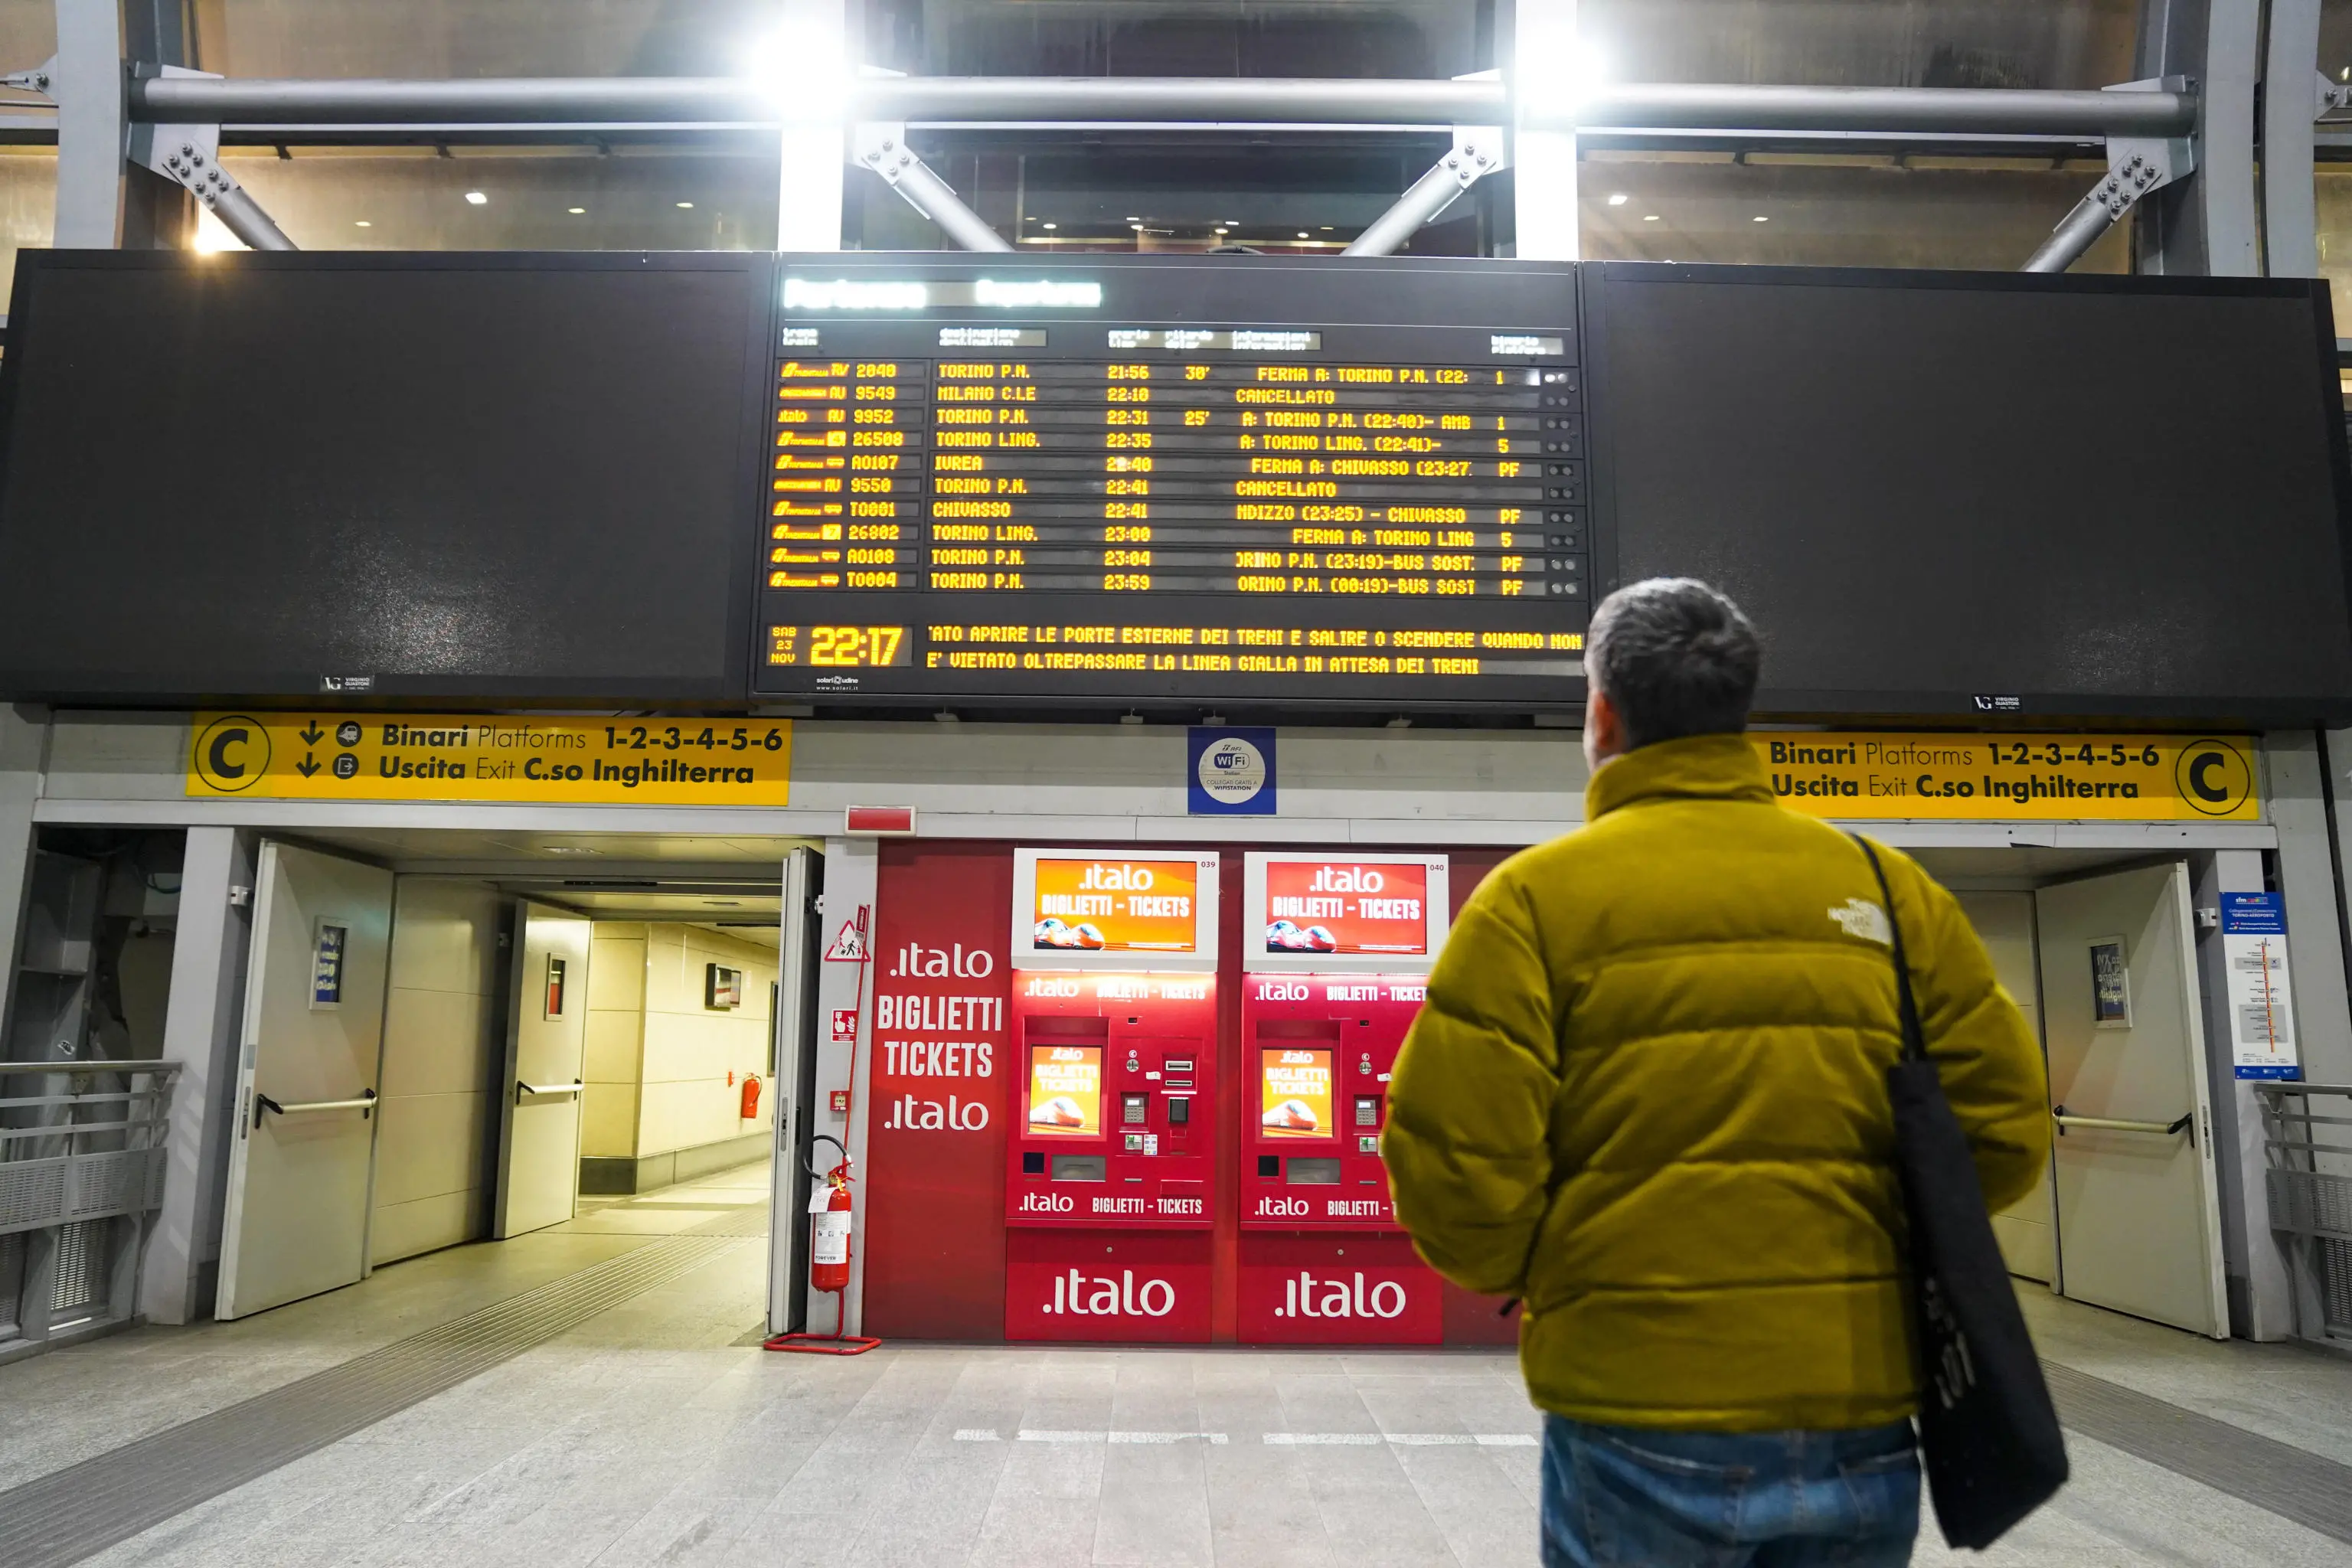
[1540,1415,1920,1568]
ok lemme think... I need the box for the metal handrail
[517,1079,583,1102]
[2053,1105,2193,1139]
[254,1086,376,1127]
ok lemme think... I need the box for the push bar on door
[2052,1104,2194,1141]
[517,1079,583,1102]
[256,1086,377,1127]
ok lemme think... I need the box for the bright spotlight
[742,19,850,123]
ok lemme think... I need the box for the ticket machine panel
[1240,975,1424,1230]
[1005,971,1217,1230]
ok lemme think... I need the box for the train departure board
[749,256,1591,707]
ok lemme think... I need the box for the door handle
[256,1086,377,1128]
[517,1078,583,1102]
[2052,1104,2194,1143]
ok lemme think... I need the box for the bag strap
[1848,833,1929,1066]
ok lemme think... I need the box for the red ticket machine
[1237,853,1449,1344]
[1003,848,1220,1342]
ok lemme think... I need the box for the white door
[495,902,592,1238]
[216,841,394,1320]
[1955,891,2057,1284]
[767,847,821,1336]
[2035,862,2230,1338]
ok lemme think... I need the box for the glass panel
[210,148,778,251]
[191,0,790,77]
[864,2,1491,78]
[1582,1,2141,89]
[2314,169,2352,327]
[0,0,54,67]
[1582,155,2126,272]
[0,149,54,312]
[853,133,1492,254]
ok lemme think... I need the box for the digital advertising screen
[1027,855,1203,955]
[1259,1047,1334,1139]
[1263,859,1431,956]
[750,255,1589,711]
[1026,1044,1103,1137]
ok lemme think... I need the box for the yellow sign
[188,714,792,805]
[1755,733,2258,822]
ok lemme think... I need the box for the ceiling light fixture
[1296,231,1309,239]
[463,191,488,205]
[1753,214,1769,223]
[1042,221,1057,230]
[677,201,695,209]
[568,206,586,214]
[1607,192,1628,206]
[1642,214,1660,222]
[354,220,371,227]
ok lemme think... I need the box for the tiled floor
[2,1162,2349,1566]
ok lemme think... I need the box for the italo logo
[1024,976,1082,998]
[880,1093,988,1132]
[893,942,995,978]
[1047,1047,1089,1063]
[1276,1270,1409,1320]
[1255,982,1310,1001]
[1018,1191,1074,1214]
[1278,1050,1318,1066]
[1044,1267,1176,1317]
[1308,865,1386,893]
[1078,863,1155,891]
[1255,1195,1312,1218]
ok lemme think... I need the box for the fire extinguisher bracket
[766,1134,883,1356]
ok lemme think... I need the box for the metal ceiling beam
[125,74,2197,140]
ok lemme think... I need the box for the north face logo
[1829,898,1892,946]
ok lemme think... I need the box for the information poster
[1027,1044,1102,1135]
[1030,857,1200,953]
[188,712,792,805]
[1263,860,1429,956]
[2221,893,2300,1080]
[1261,1047,1334,1138]
[1754,733,2259,822]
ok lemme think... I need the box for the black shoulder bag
[1852,835,2068,1550]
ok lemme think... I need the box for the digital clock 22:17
[767,626,912,668]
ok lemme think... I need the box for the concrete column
[0,705,48,1052]
[137,827,253,1325]
[2194,849,2295,1339]
[2134,0,2262,275]
[806,834,877,1332]
[2260,0,2322,276]
[1509,0,1578,261]
[774,0,846,253]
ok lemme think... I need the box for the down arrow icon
[295,754,321,777]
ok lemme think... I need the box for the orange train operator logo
[1030,857,1200,953]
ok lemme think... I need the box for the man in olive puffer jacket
[1383,577,2048,1568]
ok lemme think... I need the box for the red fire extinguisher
[811,1168,853,1293]
[740,1073,761,1122]
[766,1134,880,1354]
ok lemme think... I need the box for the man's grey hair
[1584,578,1761,750]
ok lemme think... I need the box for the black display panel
[1585,263,2352,720]
[0,251,772,702]
[748,255,1589,709]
